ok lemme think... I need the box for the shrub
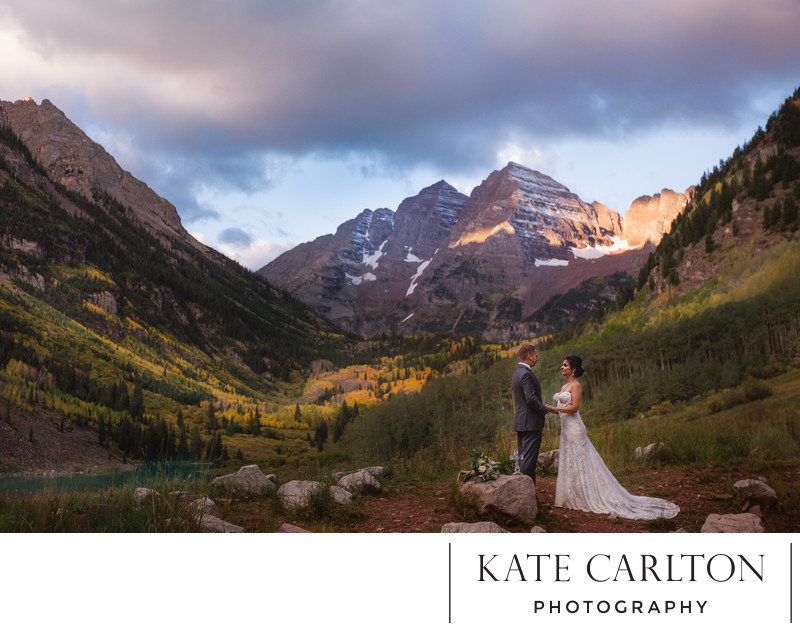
[648,400,674,416]
[707,379,772,413]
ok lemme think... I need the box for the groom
[512,344,550,483]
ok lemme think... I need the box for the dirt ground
[343,462,799,533]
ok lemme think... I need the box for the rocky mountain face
[0,97,201,249]
[0,96,340,380]
[261,180,469,331]
[622,188,692,247]
[260,162,687,339]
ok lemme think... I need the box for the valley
[1,87,799,532]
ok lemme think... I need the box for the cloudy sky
[2,1,799,269]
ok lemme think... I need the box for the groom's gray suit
[512,362,548,482]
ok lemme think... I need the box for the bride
[545,355,679,520]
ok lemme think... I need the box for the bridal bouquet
[458,450,501,484]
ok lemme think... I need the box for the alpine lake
[0,461,215,496]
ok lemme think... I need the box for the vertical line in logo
[448,542,452,623]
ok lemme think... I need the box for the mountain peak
[499,161,569,191]
[622,189,688,247]
[0,97,196,247]
[260,156,683,338]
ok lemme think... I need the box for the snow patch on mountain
[364,239,388,269]
[571,236,634,260]
[535,258,569,267]
[347,272,377,285]
[406,250,437,296]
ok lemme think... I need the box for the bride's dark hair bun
[566,355,584,377]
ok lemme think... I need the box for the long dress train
[553,391,679,520]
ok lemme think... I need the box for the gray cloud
[219,227,254,247]
[3,0,799,196]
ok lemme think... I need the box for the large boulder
[193,496,220,519]
[732,479,778,505]
[211,465,276,496]
[701,513,765,533]
[337,470,381,492]
[332,466,385,484]
[441,522,509,533]
[459,474,538,524]
[329,485,354,506]
[198,514,246,533]
[277,480,326,510]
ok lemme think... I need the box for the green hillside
[0,121,355,471]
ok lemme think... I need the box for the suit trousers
[517,430,542,482]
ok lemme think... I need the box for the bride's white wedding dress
[553,391,679,520]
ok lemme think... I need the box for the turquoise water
[0,461,214,496]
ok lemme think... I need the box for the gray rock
[6,265,45,291]
[633,442,666,462]
[732,479,778,504]
[193,496,220,519]
[530,526,547,533]
[441,522,510,533]
[198,514,245,533]
[459,474,538,524]
[332,467,383,484]
[88,291,117,315]
[701,513,765,533]
[277,523,311,533]
[133,487,159,503]
[362,466,385,478]
[329,485,353,506]
[537,450,559,471]
[278,480,326,510]
[211,464,276,496]
[338,470,381,492]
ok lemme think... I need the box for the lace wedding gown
[553,391,679,520]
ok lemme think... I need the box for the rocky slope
[261,162,687,339]
[0,97,201,249]
[0,96,343,401]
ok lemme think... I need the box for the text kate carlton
[477,553,764,582]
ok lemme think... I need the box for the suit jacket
[512,363,547,432]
